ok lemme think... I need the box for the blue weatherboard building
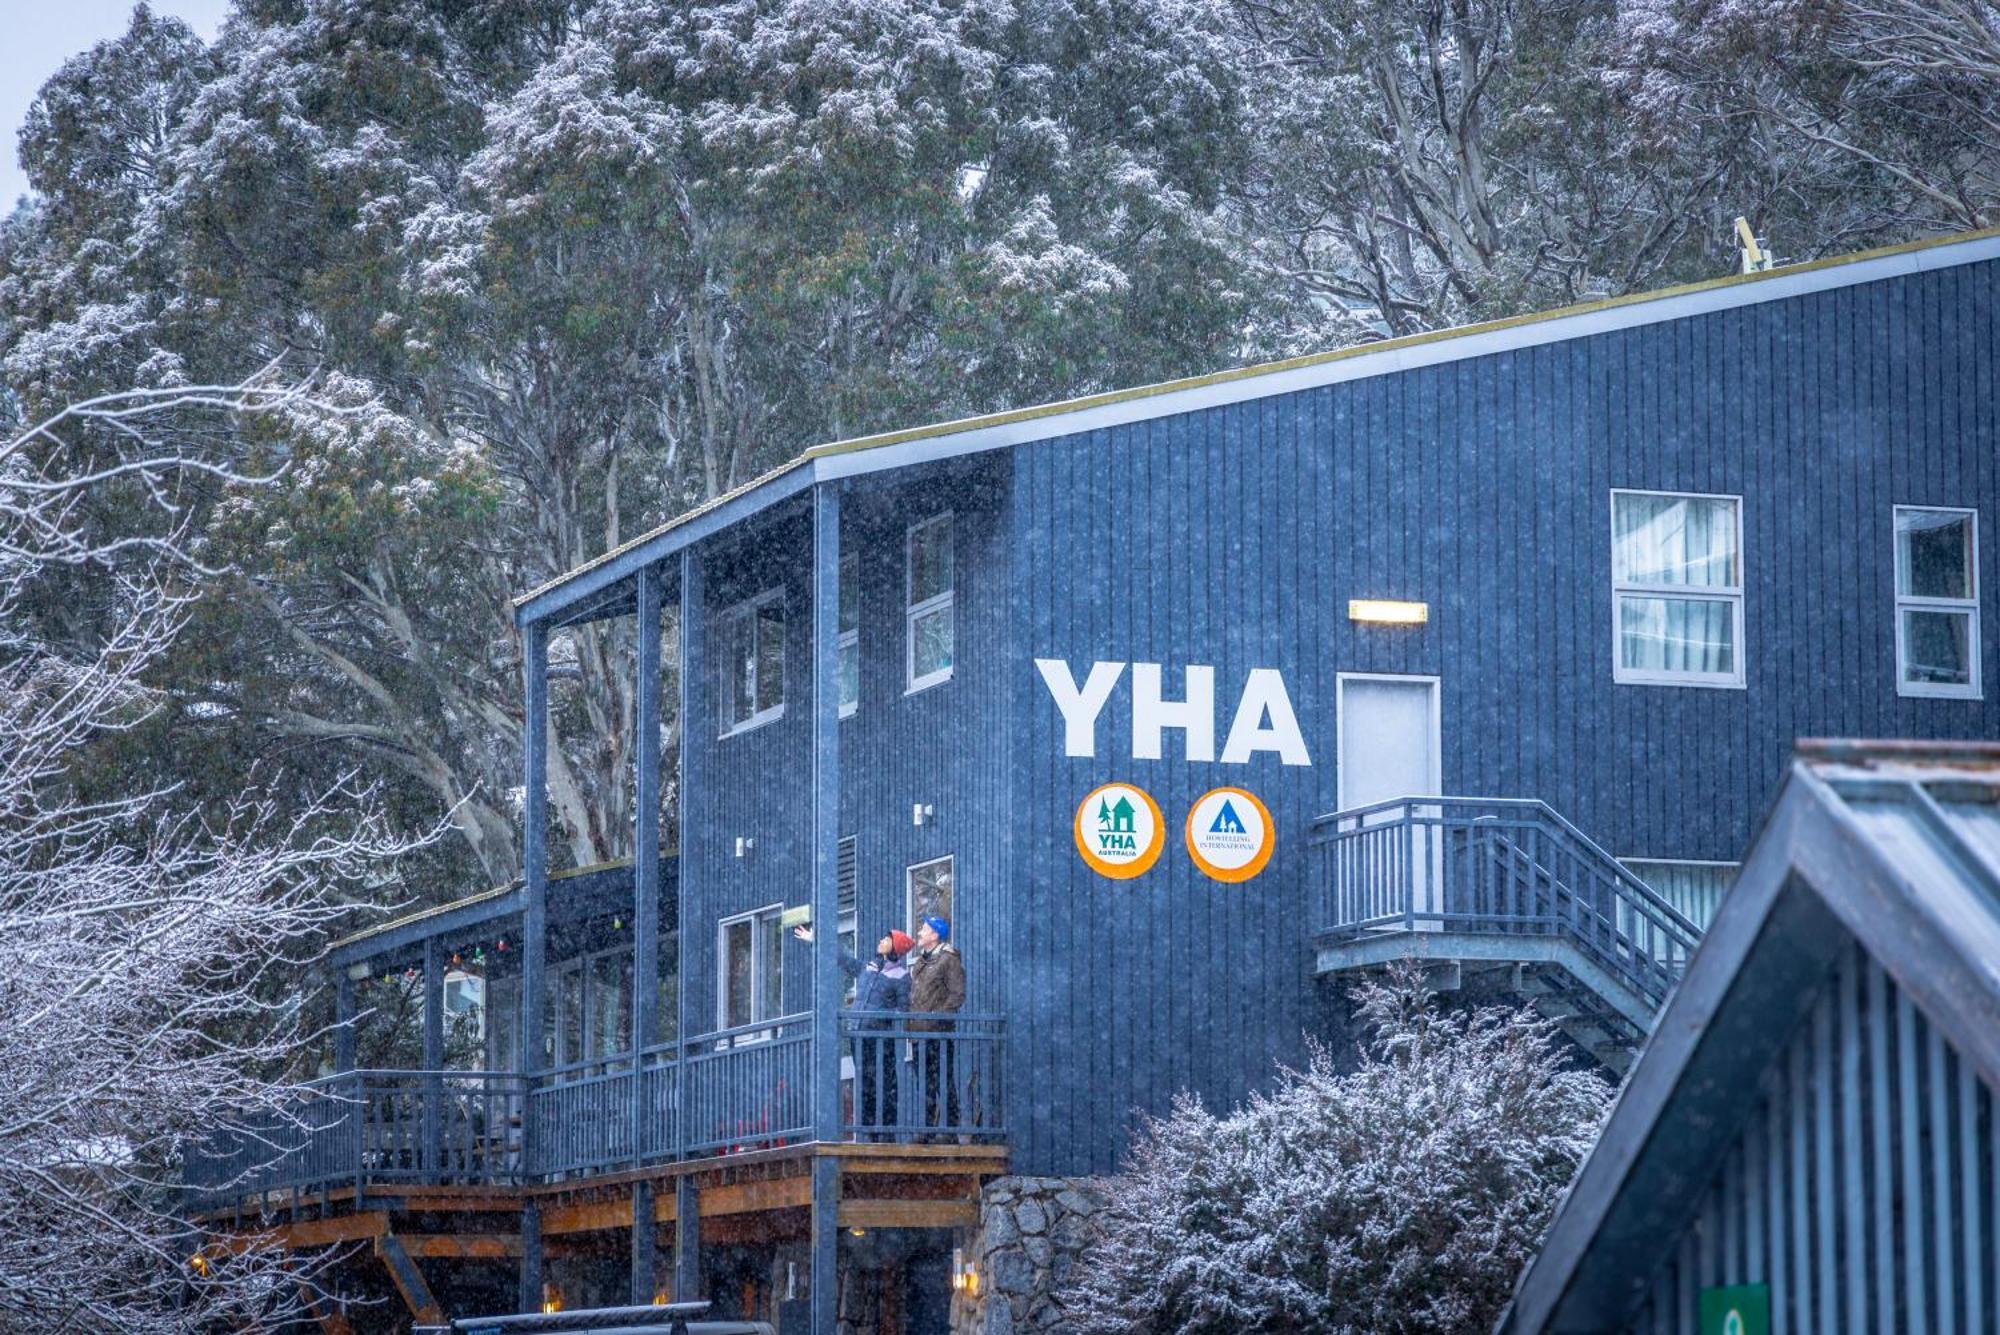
[188,228,2000,1333]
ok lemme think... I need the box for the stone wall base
[949,1175,1107,1333]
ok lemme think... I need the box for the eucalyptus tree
[0,0,1283,894]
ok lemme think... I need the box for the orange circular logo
[1073,783,1165,879]
[1184,787,1275,883]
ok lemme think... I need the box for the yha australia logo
[1034,659,1311,766]
[1073,782,1165,879]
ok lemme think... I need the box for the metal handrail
[1309,796,1703,1007]
[187,1013,1009,1204]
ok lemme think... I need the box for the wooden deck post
[676,550,704,1164]
[521,622,549,1171]
[629,1180,657,1304]
[517,1202,542,1314]
[810,484,843,1332]
[422,936,444,1173]
[333,969,356,1074]
[633,563,663,1166]
[674,1174,701,1302]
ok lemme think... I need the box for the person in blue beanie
[908,915,964,1138]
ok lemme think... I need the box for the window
[717,905,785,1037]
[545,948,632,1075]
[907,856,954,937]
[719,589,786,734]
[1610,490,1744,687]
[838,554,860,717]
[486,975,521,1072]
[1894,506,1981,698]
[906,513,954,691]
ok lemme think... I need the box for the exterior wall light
[913,802,936,827]
[951,1248,980,1294]
[1348,599,1429,625]
[734,835,756,858]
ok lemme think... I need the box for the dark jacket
[907,943,965,1030]
[841,951,909,1028]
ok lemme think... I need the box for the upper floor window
[720,588,785,734]
[907,513,955,691]
[907,855,954,934]
[717,904,784,1036]
[1610,490,1744,688]
[1894,506,1981,698]
[838,554,859,718]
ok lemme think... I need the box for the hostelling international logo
[1185,787,1275,883]
[1074,782,1165,879]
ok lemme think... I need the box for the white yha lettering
[1131,663,1215,762]
[1035,658,1125,757]
[1220,668,1312,766]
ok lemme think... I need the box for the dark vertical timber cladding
[1631,943,2000,1334]
[1009,259,1999,1175]
[677,459,1011,1053]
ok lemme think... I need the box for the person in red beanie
[793,923,912,1137]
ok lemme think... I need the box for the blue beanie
[922,914,950,942]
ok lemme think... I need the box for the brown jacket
[907,943,964,1030]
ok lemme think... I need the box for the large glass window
[1894,506,1981,698]
[1611,490,1744,687]
[907,856,954,936]
[717,905,785,1036]
[838,554,860,717]
[906,514,954,691]
[719,589,785,733]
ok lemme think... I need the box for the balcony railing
[1308,797,1703,1009]
[185,1015,1005,1208]
[841,1011,1005,1142]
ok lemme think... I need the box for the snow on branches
[1059,963,1610,1334]
[0,378,413,1331]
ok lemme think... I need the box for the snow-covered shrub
[1059,963,1610,1334]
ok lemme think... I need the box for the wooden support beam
[238,1212,387,1252]
[700,1177,813,1217]
[397,1233,523,1261]
[837,1199,980,1230]
[374,1233,443,1325]
[544,1196,639,1236]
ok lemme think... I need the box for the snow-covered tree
[1058,964,1610,1334]
[0,374,408,1330]
[1612,0,2000,242]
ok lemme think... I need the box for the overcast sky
[2,0,232,210]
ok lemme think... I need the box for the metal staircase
[1308,797,1703,1073]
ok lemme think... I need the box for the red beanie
[887,930,916,956]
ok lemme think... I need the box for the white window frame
[906,855,954,938]
[715,903,784,1044]
[1609,488,1746,690]
[838,553,859,719]
[905,512,955,694]
[1893,505,1982,700]
[718,587,786,736]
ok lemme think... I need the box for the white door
[1337,675,1443,927]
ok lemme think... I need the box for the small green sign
[1699,1284,1770,1335]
